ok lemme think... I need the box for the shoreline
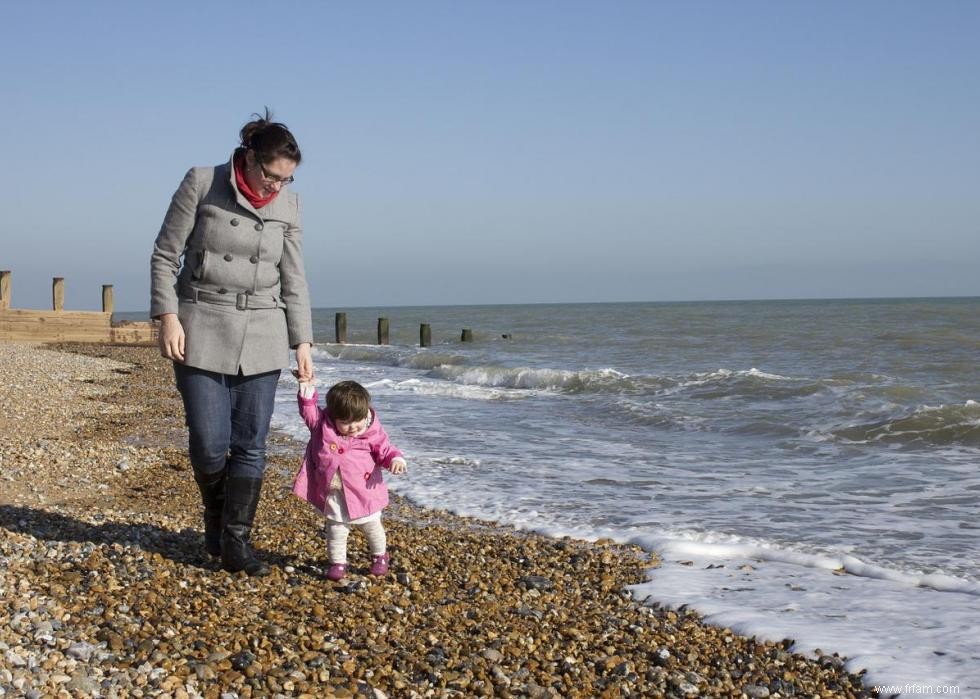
[0,341,876,698]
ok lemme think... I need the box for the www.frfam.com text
[873,685,959,696]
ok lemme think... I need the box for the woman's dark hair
[326,381,371,422]
[239,107,302,165]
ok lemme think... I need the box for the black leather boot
[221,477,270,576]
[193,469,225,557]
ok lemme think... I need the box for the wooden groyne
[0,271,157,345]
[333,312,478,347]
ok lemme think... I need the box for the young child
[292,379,407,581]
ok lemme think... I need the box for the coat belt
[181,286,282,310]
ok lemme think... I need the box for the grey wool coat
[150,155,314,375]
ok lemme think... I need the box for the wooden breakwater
[333,312,475,347]
[0,271,157,345]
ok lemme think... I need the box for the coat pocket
[191,249,210,282]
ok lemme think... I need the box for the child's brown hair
[326,380,371,422]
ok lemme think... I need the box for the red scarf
[234,152,279,209]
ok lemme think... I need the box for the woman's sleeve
[280,192,314,348]
[150,168,201,319]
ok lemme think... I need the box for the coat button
[218,288,227,294]
[330,443,338,452]
[255,223,264,231]
[338,447,345,454]
[223,254,233,262]
[249,255,259,264]
[364,472,371,481]
[230,218,240,226]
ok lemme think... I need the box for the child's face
[335,415,368,436]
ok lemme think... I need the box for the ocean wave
[427,364,640,394]
[398,352,467,370]
[315,343,400,364]
[369,378,525,402]
[633,530,980,595]
[429,455,482,467]
[316,343,468,369]
[834,401,980,448]
[613,398,710,431]
[666,368,827,401]
[583,477,662,488]
[318,345,831,404]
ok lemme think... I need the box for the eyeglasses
[256,160,295,185]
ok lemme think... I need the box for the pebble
[66,642,96,662]
[517,574,554,590]
[72,676,100,696]
[0,342,877,698]
[4,652,25,668]
[478,649,501,663]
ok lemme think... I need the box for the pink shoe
[369,553,390,577]
[326,563,347,581]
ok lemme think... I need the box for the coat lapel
[223,154,293,223]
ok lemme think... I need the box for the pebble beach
[0,342,877,698]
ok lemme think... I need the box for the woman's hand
[158,313,185,362]
[294,342,314,383]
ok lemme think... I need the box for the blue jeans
[173,363,281,480]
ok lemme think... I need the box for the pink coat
[291,390,403,520]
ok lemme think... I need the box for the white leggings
[326,517,387,564]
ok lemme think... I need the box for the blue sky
[1,1,978,311]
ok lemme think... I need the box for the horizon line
[110,293,980,315]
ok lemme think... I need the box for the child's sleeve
[297,385,322,431]
[371,418,404,470]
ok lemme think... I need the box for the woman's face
[244,151,297,198]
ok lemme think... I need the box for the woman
[150,110,314,576]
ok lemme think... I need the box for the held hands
[389,458,408,475]
[291,369,316,398]
[157,314,185,362]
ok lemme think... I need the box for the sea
[264,298,979,695]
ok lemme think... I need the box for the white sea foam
[365,377,527,401]
[429,364,630,392]
[628,554,979,693]
[644,534,980,595]
[429,455,483,467]
[681,367,794,386]
[747,367,793,381]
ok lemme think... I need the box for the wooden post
[102,285,114,314]
[52,277,64,311]
[0,270,10,310]
[461,328,473,342]
[420,323,431,347]
[378,317,389,345]
[335,312,347,344]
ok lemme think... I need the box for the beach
[0,340,877,697]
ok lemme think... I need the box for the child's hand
[294,374,315,399]
[389,458,407,475]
